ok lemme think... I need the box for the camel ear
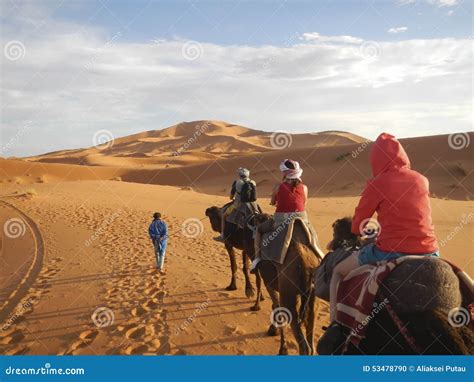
[205,208,210,217]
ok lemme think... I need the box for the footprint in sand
[0,330,25,345]
[4,345,28,355]
[142,299,160,311]
[123,344,149,355]
[69,329,99,350]
[125,326,146,339]
[144,286,160,295]
[131,306,147,317]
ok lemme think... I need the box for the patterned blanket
[260,213,323,264]
[336,256,474,346]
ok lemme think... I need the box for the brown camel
[206,207,323,354]
[205,206,266,311]
[318,217,474,355]
[252,214,322,355]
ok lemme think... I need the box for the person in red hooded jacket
[328,133,439,322]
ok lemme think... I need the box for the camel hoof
[245,287,255,298]
[278,348,289,356]
[267,324,278,337]
[250,305,261,312]
[226,285,237,291]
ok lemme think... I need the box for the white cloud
[300,32,363,44]
[398,0,458,6]
[388,26,408,34]
[1,17,471,156]
[428,0,458,6]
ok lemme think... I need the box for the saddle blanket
[336,256,474,346]
[260,212,323,264]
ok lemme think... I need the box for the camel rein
[382,295,423,354]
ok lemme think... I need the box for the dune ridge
[25,120,368,169]
[3,124,472,201]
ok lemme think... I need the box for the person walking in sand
[148,212,168,274]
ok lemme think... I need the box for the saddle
[317,256,473,354]
[313,245,355,302]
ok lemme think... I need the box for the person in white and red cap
[251,159,324,272]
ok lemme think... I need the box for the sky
[0,0,472,157]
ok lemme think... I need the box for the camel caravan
[205,133,474,355]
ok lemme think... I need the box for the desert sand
[0,121,472,355]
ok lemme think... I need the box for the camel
[319,217,474,355]
[205,206,265,311]
[206,206,324,354]
[251,213,323,355]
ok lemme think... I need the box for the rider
[327,132,440,324]
[213,167,257,242]
[250,159,323,272]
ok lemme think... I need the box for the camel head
[327,217,361,251]
[205,206,222,233]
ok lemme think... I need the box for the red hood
[370,133,410,176]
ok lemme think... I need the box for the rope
[384,300,423,354]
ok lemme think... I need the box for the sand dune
[4,124,473,201]
[0,180,471,355]
[26,120,368,169]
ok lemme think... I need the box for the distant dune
[2,121,472,200]
[26,120,367,168]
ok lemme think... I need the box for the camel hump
[380,257,462,314]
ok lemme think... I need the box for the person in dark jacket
[148,212,168,274]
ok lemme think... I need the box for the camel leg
[304,292,317,355]
[278,323,289,355]
[250,270,262,311]
[281,291,311,355]
[225,244,238,291]
[266,292,280,336]
[242,250,255,298]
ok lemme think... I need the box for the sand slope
[26,121,367,169]
[0,181,471,355]
[3,129,473,201]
